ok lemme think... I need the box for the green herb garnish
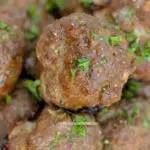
[109,35,123,46]
[23,79,41,101]
[77,58,90,72]
[25,24,39,40]
[80,0,92,7]
[0,22,14,36]
[114,25,120,31]
[71,69,76,86]
[27,5,40,20]
[72,115,88,137]
[103,139,110,145]
[50,132,61,149]
[143,119,149,128]
[126,7,135,18]
[122,79,140,99]
[128,42,139,53]
[146,39,150,48]
[46,0,65,12]
[5,95,12,104]
[0,34,8,41]
[126,31,137,43]
[0,22,8,30]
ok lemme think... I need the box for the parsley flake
[5,95,12,104]
[80,0,92,7]
[50,132,61,149]
[143,119,149,128]
[109,35,123,46]
[71,69,76,86]
[23,79,41,101]
[77,58,90,72]
[27,5,40,20]
[25,24,39,40]
[72,115,88,137]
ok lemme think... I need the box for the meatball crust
[37,13,135,110]
[0,86,38,140]
[7,105,102,150]
[97,97,150,150]
[0,20,24,99]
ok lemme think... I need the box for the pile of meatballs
[0,0,150,149]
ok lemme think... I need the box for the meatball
[7,105,103,150]
[96,90,150,150]
[0,85,38,140]
[0,19,24,99]
[110,0,150,81]
[37,12,135,110]
[7,121,36,150]
[0,5,26,29]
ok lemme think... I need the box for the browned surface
[0,19,24,99]
[100,98,150,150]
[0,87,38,140]
[37,12,135,110]
[8,105,103,150]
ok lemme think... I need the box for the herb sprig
[23,79,41,101]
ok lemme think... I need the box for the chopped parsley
[5,95,12,104]
[102,107,109,113]
[143,119,149,128]
[72,115,88,137]
[0,34,8,41]
[53,49,59,53]
[128,42,139,53]
[146,39,150,48]
[71,69,76,86]
[50,132,61,149]
[0,21,14,40]
[101,56,108,64]
[122,79,140,100]
[76,58,90,72]
[80,0,92,7]
[25,24,39,40]
[27,5,40,20]
[126,7,135,18]
[23,79,41,101]
[103,139,110,145]
[109,35,123,46]
[46,0,65,12]
[126,31,137,43]
[0,22,8,30]
[114,25,120,31]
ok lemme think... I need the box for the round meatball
[7,105,103,150]
[0,19,24,99]
[0,85,38,140]
[37,13,135,110]
[110,0,150,81]
[97,97,150,150]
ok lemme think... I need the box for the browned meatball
[96,91,150,150]
[7,121,36,150]
[94,0,150,81]
[110,0,150,81]
[37,12,135,110]
[0,19,24,99]
[7,105,103,150]
[0,85,38,140]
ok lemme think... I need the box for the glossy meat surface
[0,86,38,140]
[0,18,24,99]
[37,12,135,110]
[8,105,103,150]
